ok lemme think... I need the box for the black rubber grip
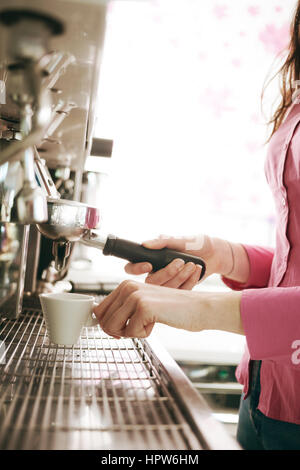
[103,235,206,281]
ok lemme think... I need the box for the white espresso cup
[39,292,98,346]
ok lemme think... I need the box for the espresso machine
[0,0,108,318]
[0,0,207,320]
[0,1,241,451]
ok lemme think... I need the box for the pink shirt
[223,102,300,425]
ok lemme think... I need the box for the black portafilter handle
[102,235,206,281]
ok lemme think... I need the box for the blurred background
[45,0,300,436]
[86,0,295,274]
[70,0,296,354]
[3,0,298,446]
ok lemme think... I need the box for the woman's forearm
[212,238,250,284]
[94,279,245,338]
[199,290,244,335]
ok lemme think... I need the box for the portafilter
[37,198,206,278]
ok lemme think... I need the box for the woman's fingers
[124,312,155,338]
[179,264,202,289]
[94,280,138,322]
[100,291,138,337]
[142,236,190,252]
[93,279,205,339]
[122,235,208,290]
[145,258,185,285]
[124,261,152,275]
[162,262,197,289]
[93,286,121,320]
[96,283,156,338]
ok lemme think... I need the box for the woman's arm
[222,245,274,289]
[241,286,300,364]
[94,279,300,367]
[94,280,244,337]
[124,235,252,287]
[213,239,250,283]
[124,234,275,290]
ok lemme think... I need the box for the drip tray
[0,307,239,450]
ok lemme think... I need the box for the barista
[94,1,300,452]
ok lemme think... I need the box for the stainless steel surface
[36,197,101,275]
[16,177,48,225]
[0,305,240,450]
[0,14,54,168]
[179,361,242,439]
[0,9,59,223]
[36,197,107,271]
[192,382,242,394]
[0,0,108,171]
[24,225,41,294]
[0,0,108,317]
[80,231,107,250]
[15,107,48,223]
[33,147,61,199]
[41,51,75,92]
[37,198,100,242]
[0,196,97,315]
[0,223,30,318]
[52,240,71,271]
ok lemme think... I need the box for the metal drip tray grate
[0,307,208,450]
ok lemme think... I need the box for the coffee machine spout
[52,241,72,272]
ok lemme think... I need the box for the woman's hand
[124,235,227,289]
[94,280,204,338]
[93,279,243,339]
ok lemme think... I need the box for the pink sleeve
[221,244,274,290]
[221,245,299,364]
[241,287,300,364]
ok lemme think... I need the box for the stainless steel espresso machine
[0,0,207,319]
[0,0,107,317]
[0,0,239,451]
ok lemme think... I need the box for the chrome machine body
[0,1,240,451]
[0,0,107,317]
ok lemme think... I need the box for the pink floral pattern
[199,88,235,118]
[248,5,260,16]
[213,4,229,19]
[259,23,290,55]
[95,0,296,246]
